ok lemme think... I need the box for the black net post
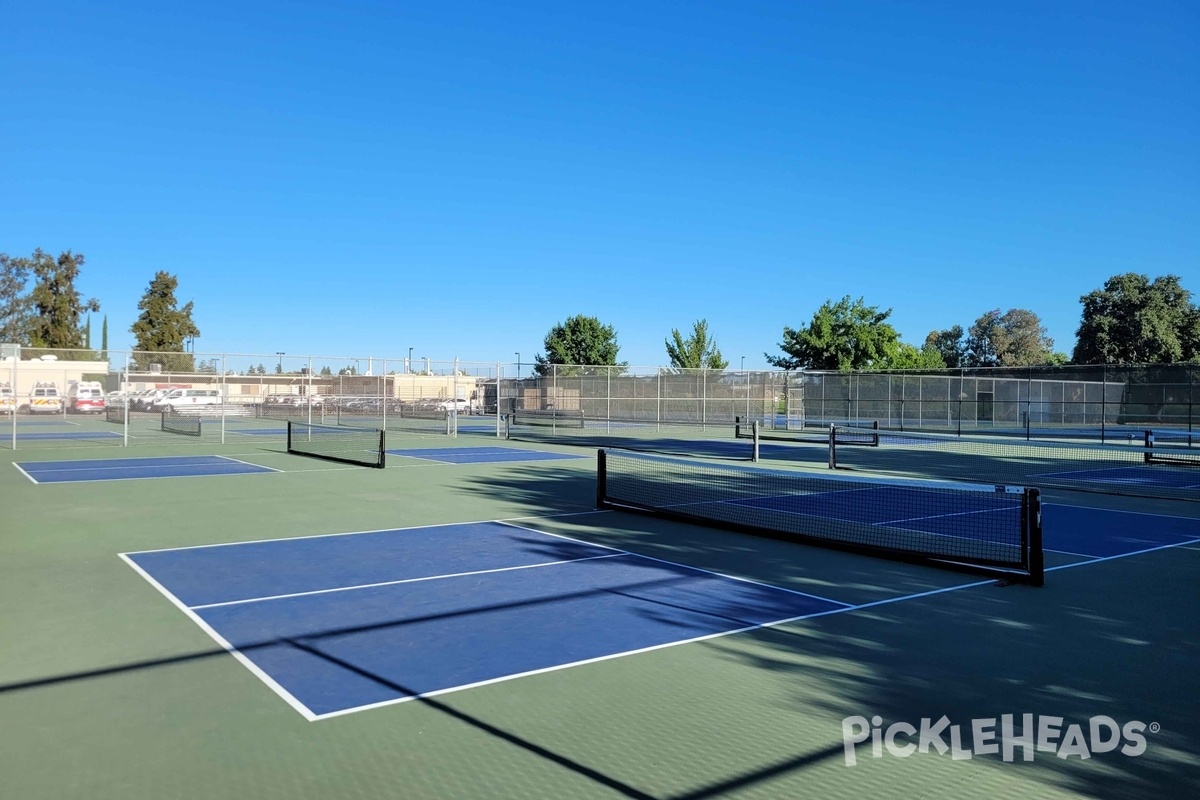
[596,448,608,508]
[1144,429,1154,464]
[1026,488,1044,587]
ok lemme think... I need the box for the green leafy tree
[534,315,625,376]
[100,315,108,362]
[880,342,947,370]
[320,366,332,376]
[0,252,34,344]
[275,363,284,375]
[1073,273,1200,364]
[26,249,100,351]
[766,296,903,371]
[254,364,265,376]
[964,308,1055,367]
[131,271,200,371]
[665,319,729,370]
[338,365,358,376]
[924,326,965,368]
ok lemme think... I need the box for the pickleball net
[507,411,752,460]
[597,448,1043,585]
[286,421,386,468]
[829,426,1200,502]
[161,410,202,437]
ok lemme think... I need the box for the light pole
[515,352,520,379]
[276,352,284,373]
[741,356,745,372]
[408,347,413,374]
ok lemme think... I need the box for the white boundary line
[17,466,281,485]
[6,453,245,465]
[11,462,39,484]
[190,554,627,610]
[120,512,1200,722]
[118,553,319,722]
[217,455,284,474]
[123,509,614,555]
[1043,548,1101,559]
[1045,537,1200,572]
[1043,502,1200,522]
[11,456,243,475]
[497,521,854,607]
[310,576,997,721]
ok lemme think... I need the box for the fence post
[11,350,18,451]
[1101,364,1107,443]
[221,354,228,444]
[121,352,128,447]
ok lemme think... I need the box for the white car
[438,398,471,413]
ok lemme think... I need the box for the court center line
[877,505,1016,526]
[498,521,855,608]
[311,575,994,721]
[188,553,628,610]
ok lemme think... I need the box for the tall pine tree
[130,272,200,371]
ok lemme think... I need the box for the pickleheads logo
[841,714,1156,766]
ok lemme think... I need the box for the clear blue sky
[3,1,1196,369]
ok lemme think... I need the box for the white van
[29,383,63,414]
[0,383,14,415]
[155,388,223,410]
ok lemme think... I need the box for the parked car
[0,382,14,415]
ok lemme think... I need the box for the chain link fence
[2,346,1196,449]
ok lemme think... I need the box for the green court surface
[2,429,1197,800]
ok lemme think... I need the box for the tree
[665,319,729,370]
[964,308,1055,367]
[338,365,358,376]
[881,342,947,370]
[924,326,965,368]
[254,364,266,375]
[766,296,903,371]
[274,363,284,375]
[130,271,200,371]
[1073,273,1200,364]
[26,249,100,351]
[319,366,332,376]
[534,315,625,376]
[0,252,34,344]
[100,315,108,362]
